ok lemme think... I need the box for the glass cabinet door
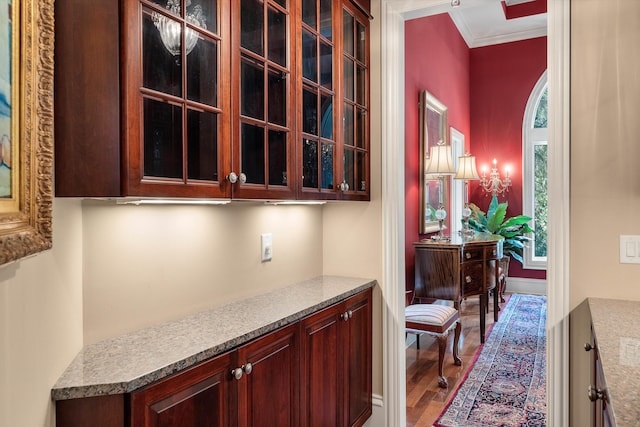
[233,0,294,198]
[340,2,369,199]
[299,0,338,199]
[125,0,229,197]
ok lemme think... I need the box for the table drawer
[485,245,500,260]
[461,262,484,295]
[461,247,483,262]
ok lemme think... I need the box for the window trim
[522,70,548,270]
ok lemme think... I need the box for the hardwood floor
[406,295,507,427]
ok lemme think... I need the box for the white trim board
[363,394,385,426]
[506,277,547,296]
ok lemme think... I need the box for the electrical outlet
[261,233,273,262]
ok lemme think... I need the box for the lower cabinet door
[131,352,234,427]
[300,302,343,427]
[344,289,373,427]
[235,323,299,427]
[300,288,373,427]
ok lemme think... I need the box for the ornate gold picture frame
[0,0,53,265]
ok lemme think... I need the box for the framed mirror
[419,90,448,234]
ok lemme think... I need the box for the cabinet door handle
[584,342,594,352]
[465,252,471,259]
[588,385,604,402]
[231,367,243,380]
[243,363,253,375]
[348,310,353,319]
[341,312,349,321]
[465,275,472,284]
[339,181,349,191]
[239,173,247,184]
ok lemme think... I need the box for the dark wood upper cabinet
[230,0,297,199]
[55,0,231,198]
[54,0,369,200]
[338,0,369,201]
[298,0,370,201]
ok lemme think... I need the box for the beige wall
[323,0,382,397]
[570,0,640,308]
[82,202,324,344]
[0,199,83,427]
[570,0,640,425]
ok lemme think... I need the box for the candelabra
[479,158,511,197]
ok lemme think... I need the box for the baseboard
[363,394,384,426]
[505,277,547,296]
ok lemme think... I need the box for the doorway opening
[380,1,570,426]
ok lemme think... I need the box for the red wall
[404,14,471,291]
[404,15,547,290]
[469,37,547,280]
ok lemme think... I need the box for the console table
[413,233,503,343]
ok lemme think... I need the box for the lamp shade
[454,154,480,180]
[426,144,456,175]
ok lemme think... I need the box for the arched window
[522,71,547,269]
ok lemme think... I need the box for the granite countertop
[588,298,640,427]
[52,275,376,401]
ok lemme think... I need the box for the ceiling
[448,0,547,48]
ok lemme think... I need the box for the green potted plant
[466,195,533,301]
[467,195,534,265]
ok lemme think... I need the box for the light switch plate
[261,233,272,262]
[620,235,640,264]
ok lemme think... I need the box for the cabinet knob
[348,310,353,319]
[341,312,349,321]
[227,172,247,185]
[231,367,243,380]
[584,342,594,352]
[465,252,471,259]
[227,172,238,184]
[588,385,604,402]
[339,181,349,191]
[465,275,472,284]
[243,363,253,375]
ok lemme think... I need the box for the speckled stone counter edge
[51,276,376,401]
[588,297,640,427]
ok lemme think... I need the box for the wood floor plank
[405,295,507,426]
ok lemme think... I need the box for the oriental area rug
[434,294,547,427]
